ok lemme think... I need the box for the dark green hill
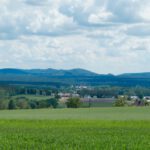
[26,68,98,76]
[0,68,149,87]
[0,68,27,74]
[118,72,150,78]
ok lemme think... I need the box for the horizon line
[0,67,149,76]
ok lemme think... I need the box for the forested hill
[118,72,150,78]
[0,68,150,87]
[0,68,98,76]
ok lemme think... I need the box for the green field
[81,102,113,107]
[0,107,150,149]
[12,94,53,101]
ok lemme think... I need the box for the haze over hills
[0,68,150,87]
[0,68,150,77]
[0,68,99,76]
[119,72,150,78]
[25,68,99,76]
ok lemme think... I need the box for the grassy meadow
[0,107,150,149]
[11,94,53,101]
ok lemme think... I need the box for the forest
[0,84,150,110]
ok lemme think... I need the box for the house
[75,85,88,89]
[72,93,80,97]
[130,96,139,100]
[58,93,71,98]
[144,96,150,100]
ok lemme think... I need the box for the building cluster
[57,92,150,106]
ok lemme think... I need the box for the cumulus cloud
[0,0,150,73]
[24,0,49,6]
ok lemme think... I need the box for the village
[57,91,150,107]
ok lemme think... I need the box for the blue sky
[0,0,150,74]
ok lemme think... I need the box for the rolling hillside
[119,72,150,78]
[0,68,149,87]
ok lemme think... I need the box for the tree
[8,100,16,110]
[38,100,49,108]
[54,93,60,100]
[137,93,144,100]
[114,96,126,107]
[48,98,58,108]
[29,101,38,109]
[0,99,8,110]
[17,100,29,109]
[135,86,144,100]
[66,97,81,108]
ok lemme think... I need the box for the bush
[114,96,126,107]
[32,98,58,109]
[37,100,49,108]
[17,100,29,109]
[48,98,58,108]
[0,99,9,110]
[66,97,81,108]
[8,100,16,110]
[15,97,29,109]
[29,101,38,109]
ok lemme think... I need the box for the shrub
[114,96,126,107]
[8,100,16,110]
[29,101,38,109]
[66,97,81,108]
[0,99,9,109]
[48,98,58,108]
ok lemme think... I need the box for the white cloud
[88,9,113,24]
[139,3,150,22]
[0,0,149,74]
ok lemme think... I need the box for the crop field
[12,95,52,101]
[0,107,150,149]
[81,101,113,107]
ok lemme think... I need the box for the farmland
[12,95,53,101]
[0,107,150,149]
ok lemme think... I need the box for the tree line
[0,97,59,110]
[77,86,150,98]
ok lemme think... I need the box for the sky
[0,0,150,74]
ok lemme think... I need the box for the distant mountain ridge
[0,68,150,87]
[0,68,27,74]
[119,72,150,78]
[0,68,149,77]
[0,68,99,76]
[26,68,99,76]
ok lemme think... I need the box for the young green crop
[0,107,150,120]
[0,120,150,150]
[0,107,150,149]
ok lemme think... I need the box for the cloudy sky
[0,0,150,74]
